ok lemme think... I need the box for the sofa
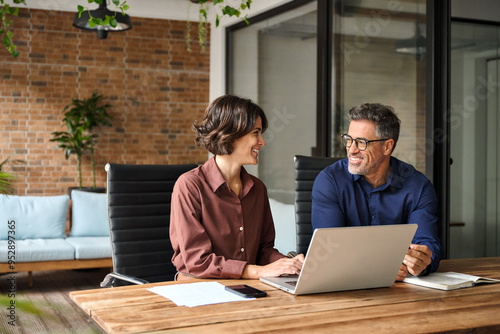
[0,191,112,287]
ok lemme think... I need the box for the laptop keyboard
[286,281,297,286]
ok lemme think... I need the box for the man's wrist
[410,264,431,277]
[419,265,431,276]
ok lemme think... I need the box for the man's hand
[396,264,409,282]
[396,244,432,281]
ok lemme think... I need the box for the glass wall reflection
[229,0,428,202]
[450,21,500,258]
[230,1,318,205]
[332,0,427,173]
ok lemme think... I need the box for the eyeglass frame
[341,134,391,151]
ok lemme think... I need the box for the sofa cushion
[0,195,69,240]
[70,190,109,237]
[0,239,74,262]
[65,237,112,260]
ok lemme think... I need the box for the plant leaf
[199,8,207,20]
[222,6,240,17]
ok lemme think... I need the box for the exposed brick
[0,8,209,196]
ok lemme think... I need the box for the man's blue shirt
[311,157,441,273]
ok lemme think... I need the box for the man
[311,103,441,279]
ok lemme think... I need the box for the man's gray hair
[348,103,400,151]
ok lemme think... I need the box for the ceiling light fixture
[73,2,132,39]
[394,23,426,60]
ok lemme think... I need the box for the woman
[170,95,304,280]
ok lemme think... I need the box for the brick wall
[0,8,209,195]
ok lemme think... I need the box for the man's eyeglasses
[341,134,390,151]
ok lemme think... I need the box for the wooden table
[70,257,500,333]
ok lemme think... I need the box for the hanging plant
[76,0,129,29]
[0,0,25,58]
[197,1,209,52]
[2,1,251,57]
[0,0,129,58]
[187,0,252,52]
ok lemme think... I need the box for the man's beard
[347,154,384,176]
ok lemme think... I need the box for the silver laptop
[260,224,417,295]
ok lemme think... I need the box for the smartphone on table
[224,284,267,298]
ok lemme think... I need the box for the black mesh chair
[100,162,197,287]
[294,155,341,255]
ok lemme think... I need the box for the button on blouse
[170,157,284,279]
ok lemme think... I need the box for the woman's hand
[242,254,305,279]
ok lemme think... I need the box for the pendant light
[394,2,426,60]
[394,23,426,60]
[73,1,132,39]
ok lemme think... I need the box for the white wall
[452,0,500,23]
[208,0,293,100]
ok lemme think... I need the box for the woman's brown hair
[193,95,268,155]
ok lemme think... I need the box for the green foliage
[64,90,114,131]
[197,1,209,52]
[77,0,130,29]
[0,170,16,195]
[50,91,113,189]
[188,0,252,52]
[2,0,252,55]
[216,0,251,27]
[1,0,129,58]
[0,0,26,58]
[0,156,25,195]
[50,116,95,189]
[0,296,43,316]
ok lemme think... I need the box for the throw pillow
[70,190,109,237]
[0,195,69,240]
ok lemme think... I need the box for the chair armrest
[100,272,149,287]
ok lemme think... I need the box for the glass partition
[228,0,429,203]
[450,21,500,258]
[332,0,427,172]
[229,1,318,204]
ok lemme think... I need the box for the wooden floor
[0,268,109,334]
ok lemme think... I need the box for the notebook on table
[260,224,418,295]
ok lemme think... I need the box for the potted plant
[0,156,24,195]
[51,90,113,193]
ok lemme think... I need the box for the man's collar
[353,157,402,190]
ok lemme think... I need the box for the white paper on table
[148,282,255,307]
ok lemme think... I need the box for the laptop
[260,224,417,295]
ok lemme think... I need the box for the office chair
[100,162,197,287]
[294,155,341,255]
